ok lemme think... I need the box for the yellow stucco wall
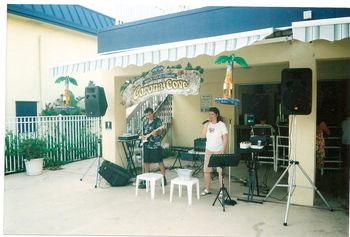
[6,14,101,117]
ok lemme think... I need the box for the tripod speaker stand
[263,115,333,225]
[80,117,103,188]
[209,154,240,212]
[80,85,108,188]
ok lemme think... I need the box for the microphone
[202,120,209,125]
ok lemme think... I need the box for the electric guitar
[140,125,165,146]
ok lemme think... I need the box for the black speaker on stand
[264,69,333,226]
[80,86,108,188]
[281,68,312,115]
[85,86,108,117]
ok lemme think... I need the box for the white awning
[292,17,350,42]
[49,28,274,78]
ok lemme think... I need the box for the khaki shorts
[203,149,222,173]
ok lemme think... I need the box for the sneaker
[138,180,146,189]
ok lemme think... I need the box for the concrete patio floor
[3,157,349,236]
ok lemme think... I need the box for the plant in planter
[19,138,48,175]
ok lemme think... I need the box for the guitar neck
[144,125,164,139]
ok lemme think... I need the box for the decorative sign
[122,65,201,107]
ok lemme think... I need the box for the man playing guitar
[139,107,167,189]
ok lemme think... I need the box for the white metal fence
[5,115,100,174]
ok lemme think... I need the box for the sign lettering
[122,65,201,107]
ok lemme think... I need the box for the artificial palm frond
[55,76,67,84]
[215,53,249,68]
[234,57,249,68]
[214,55,230,64]
[55,76,78,86]
[68,77,78,86]
[228,53,236,63]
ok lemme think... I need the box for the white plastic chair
[135,173,165,199]
[169,177,200,206]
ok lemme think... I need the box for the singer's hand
[203,122,209,128]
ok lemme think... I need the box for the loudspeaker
[98,160,131,186]
[85,86,108,117]
[281,68,312,115]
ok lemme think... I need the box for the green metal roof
[7,4,116,36]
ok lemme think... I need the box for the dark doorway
[317,80,349,124]
[316,79,349,208]
[238,84,280,125]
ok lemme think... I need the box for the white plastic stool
[135,173,165,199]
[170,177,200,205]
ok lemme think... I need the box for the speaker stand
[263,115,333,225]
[80,117,103,188]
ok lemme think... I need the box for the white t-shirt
[205,121,228,152]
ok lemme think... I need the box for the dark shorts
[144,147,163,163]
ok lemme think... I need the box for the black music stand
[237,147,265,204]
[237,135,269,203]
[208,154,240,212]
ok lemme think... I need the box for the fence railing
[126,94,172,135]
[5,115,100,174]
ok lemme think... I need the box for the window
[16,101,38,133]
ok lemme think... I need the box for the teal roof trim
[7,4,116,36]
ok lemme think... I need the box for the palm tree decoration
[55,76,78,107]
[214,53,249,98]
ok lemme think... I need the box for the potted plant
[19,137,48,175]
